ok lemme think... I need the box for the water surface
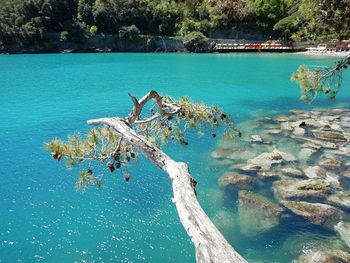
[0,53,349,262]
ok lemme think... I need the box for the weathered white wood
[127,90,180,124]
[87,117,247,263]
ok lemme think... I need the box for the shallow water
[0,53,349,263]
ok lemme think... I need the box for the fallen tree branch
[127,90,180,124]
[47,90,243,262]
[87,116,247,263]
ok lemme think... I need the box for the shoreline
[1,49,349,57]
[293,50,350,57]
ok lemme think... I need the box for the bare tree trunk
[87,117,247,263]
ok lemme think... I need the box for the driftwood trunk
[88,117,247,263]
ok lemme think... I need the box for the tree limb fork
[87,91,247,263]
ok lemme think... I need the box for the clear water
[0,53,349,263]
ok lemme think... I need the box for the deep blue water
[0,53,349,263]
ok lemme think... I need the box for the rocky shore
[212,108,350,262]
[0,35,187,54]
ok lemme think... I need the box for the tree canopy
[44,90,247,262]
[1,0,349,49]
[45,92,235,189]
[274,0,350,41]
[292,54,350,103]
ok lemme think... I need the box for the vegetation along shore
[0,0,349,54]
[1,0,350,262]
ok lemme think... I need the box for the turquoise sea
[0,53,349,263]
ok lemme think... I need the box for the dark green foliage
[1,0,349,50]
[183,31,210,52]
[45,94,236,190]
[209,0,256,23]
[118,25,140,40]
[273,11,299,35]
[253,0,289,28]
[274,0,350,41]
[292,55,350,102]
[60,31,69,42]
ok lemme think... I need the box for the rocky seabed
[212,108,350,262]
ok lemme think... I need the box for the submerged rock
[238,191,283,236]
[281,201,342,227]
[230,163,261,173]
[327,146,350,156]
[301,142,321,150]
[340,145,350,154]
[327,192,350,212]
[247,153,281,170]
[238,119,261,131]
[209,108,350,259]
[218,173,255,190]
[281,167,304,178]
[297,137,338,149]
[328,108,350,114]
[324,173,341,189]
[265,129,282,135]
[292,119,322,128]
[319,158,344,171]
[211,148,234,159]
[273,179,331,202]
[276,115,289,122]
[257,116,273,123]
[303,166,326,179]
[247,150,296,170]
[313,130,347,143]
[293,249,350,263]
[263,123,281,130]
[276,150,297,162]
[231,163,262,173]
[283,233,347,258]
[256,171,280,181]
[212,147,256,162]
[281,122,293,131]
[342,172,350,180]
[331,123,344,132]
[293,127,305,136]
[249,134,263,143]
[290,109,307,115]
[341,117,350,128]
[340,172,350,188]
[334,221,350,249]
[298,148,316,162]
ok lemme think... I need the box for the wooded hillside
[0,0,349,49]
